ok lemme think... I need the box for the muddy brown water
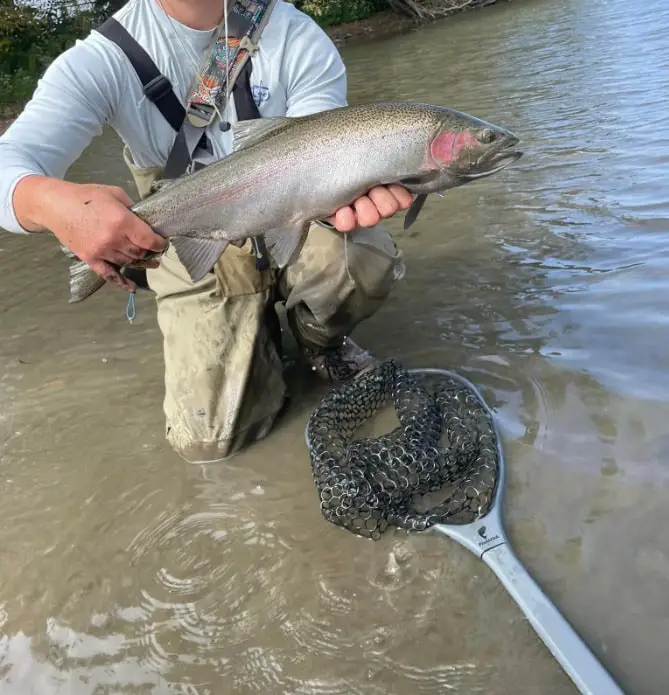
[2,0,669,692]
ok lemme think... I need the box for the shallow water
[2,0,669,692]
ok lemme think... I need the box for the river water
[1,0,668,692]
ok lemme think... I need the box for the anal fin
[171,237,230,283]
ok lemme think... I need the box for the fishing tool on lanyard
[304,359,625,695]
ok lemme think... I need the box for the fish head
[427,107,523,184]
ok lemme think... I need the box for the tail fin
[68,258,106,303]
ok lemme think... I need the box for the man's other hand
[13,176,167,292]
[326,185,413,232]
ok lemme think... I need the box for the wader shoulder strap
[96,16,210,172]
[96,17,185,133]
[233,60,261,121]
[96,1,275,177]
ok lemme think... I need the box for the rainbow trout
[68,101,522,302]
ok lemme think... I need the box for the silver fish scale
[305,359,499,540]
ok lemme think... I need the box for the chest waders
[95,0,277,290]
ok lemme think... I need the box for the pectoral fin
[171,237,230,283]
[399,170,440,193]
[403,194,428,231]
[400,169,455,196]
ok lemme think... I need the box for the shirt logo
[252,80,270,106]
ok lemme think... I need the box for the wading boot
[301,337,376,382]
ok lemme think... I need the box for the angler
[0,0,413,462]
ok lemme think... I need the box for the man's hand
[13,176,167,292]
[327,184,413,232]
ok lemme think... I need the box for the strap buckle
[239,35,259,56]
[186,101,216,128]
[143,74,173,103]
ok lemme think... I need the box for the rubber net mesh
[305,359,500,540]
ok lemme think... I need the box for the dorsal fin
[231,116,292,152]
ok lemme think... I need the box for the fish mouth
[461,134,523,180]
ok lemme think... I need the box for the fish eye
[477,128,496,144]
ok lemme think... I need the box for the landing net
[305,359,500,540]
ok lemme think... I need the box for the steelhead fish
[68,101,523,302]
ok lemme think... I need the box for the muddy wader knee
[147,243,286,463]
[278,221,404,351]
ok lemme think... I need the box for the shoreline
[0,2,501,134]
[324,9,420,48]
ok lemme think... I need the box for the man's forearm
[0,35,120,236]
[11,174,62,233]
